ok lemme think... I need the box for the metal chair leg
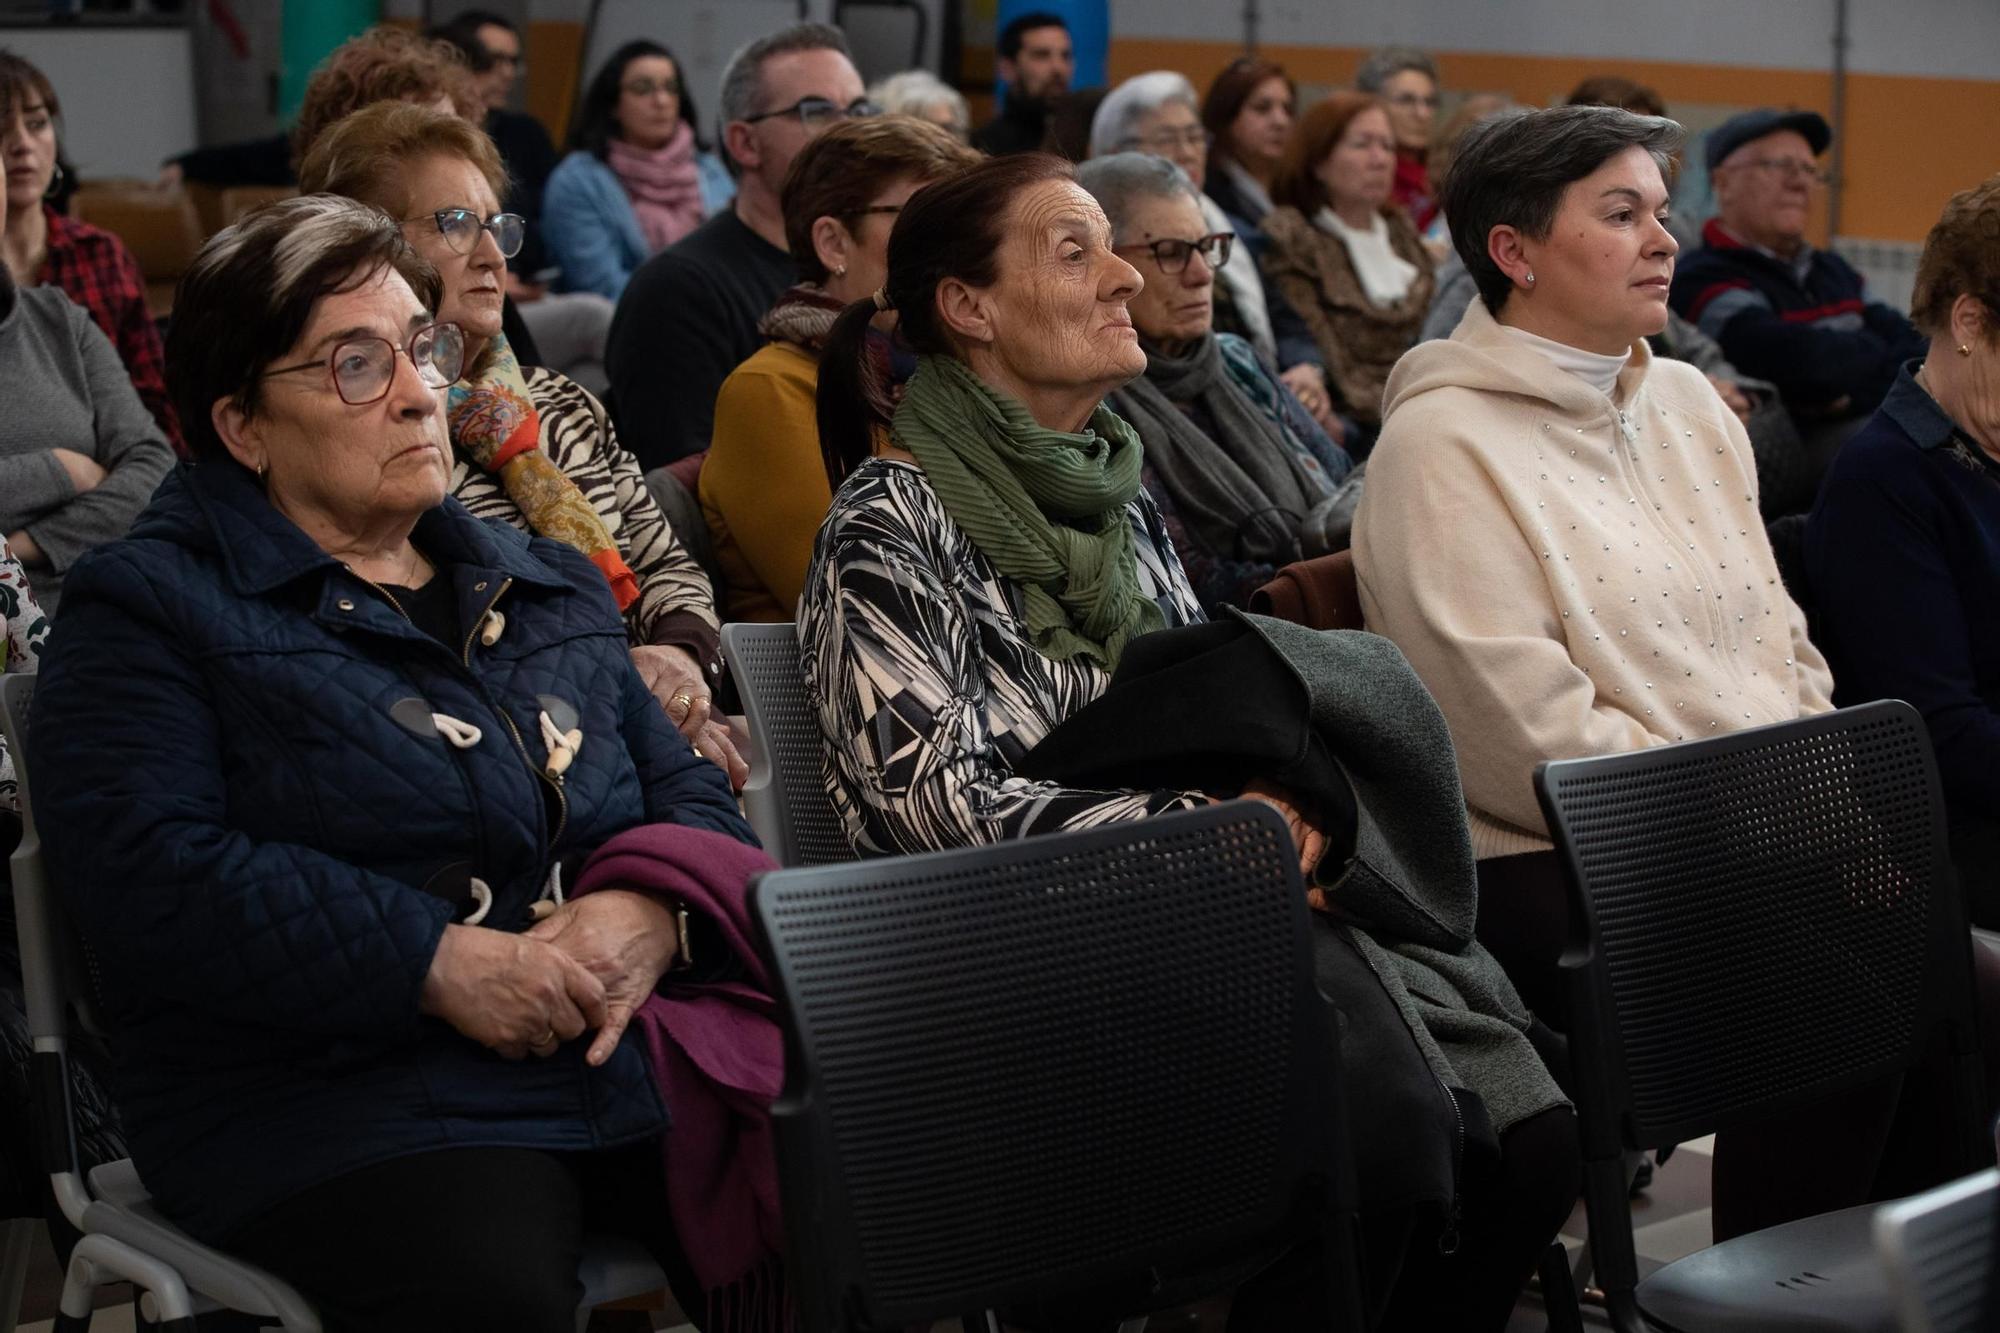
[0,1218,36,1333]
[62,1233,196,1325]
[1539,1241,1585,1333]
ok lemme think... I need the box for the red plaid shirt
[35,206,185,457]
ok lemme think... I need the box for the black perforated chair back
[1,674,106,1044]
[1538,701,1975,1153]
[720,622,854,868]
[752,801,1355,1331]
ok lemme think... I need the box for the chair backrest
[753,801,1358,1331]
[67,185,204,318]
[1538,701,1986,1312]
[0,674,99,1213]
[719,622,854,868]
[1875,1167,2000,1333]
[218,185,295,226]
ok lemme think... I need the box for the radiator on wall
[1834,238,1925,317]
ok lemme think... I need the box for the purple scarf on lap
[574,825,785,1325]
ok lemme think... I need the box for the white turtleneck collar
[1495,324,1631,397]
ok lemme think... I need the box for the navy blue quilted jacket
[30,460,756,1242]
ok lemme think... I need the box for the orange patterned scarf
[447,335,638,610]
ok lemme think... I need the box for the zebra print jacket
[449,366,721,671]
[800,457,1209,857]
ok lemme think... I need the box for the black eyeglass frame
[741,96,881,127]
[1113,232,1237,275]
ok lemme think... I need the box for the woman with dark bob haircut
[29,194,762,1330]
[1357,105,2000,1240]
[542,39,731,299]
[1808,173,2000,921]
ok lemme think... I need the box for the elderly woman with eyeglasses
[1090,70,1344,440]
[302,102,746,786]
[27,194,757,1330]
[1354,46,1443,232]
[541,40,732,300]
[1080,152,1352,612]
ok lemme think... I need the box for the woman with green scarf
[801,153,1579,1333]
[300,101,745,787]
[801,152,1255,859]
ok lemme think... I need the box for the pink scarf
[607,123,705,254]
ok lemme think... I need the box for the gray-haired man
[607,23,872,467]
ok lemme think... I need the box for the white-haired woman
[1091,70,1343,439]
[868,69,969,141]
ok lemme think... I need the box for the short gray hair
[1354,46,1437,93]
[717,22,854,157]
[869,69,970,135]
[1088,70,1198,159]
[1076,152,1199,242]
[1443,104,1684,315]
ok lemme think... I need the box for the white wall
[6,26,198,181]
[1113,0,2000,80]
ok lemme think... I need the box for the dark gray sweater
[0,284,174,612]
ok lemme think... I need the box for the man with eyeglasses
[972,11,1074,156]
[608,23,871,466]
[1673,107,1924,432]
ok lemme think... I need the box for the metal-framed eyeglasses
[1114,232,1236,275]
[1731,157,1827,185]
[261,321,467,406]
[408,208,526,259]
[742,96,881,129]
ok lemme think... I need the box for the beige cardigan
[1353,300,1835,859]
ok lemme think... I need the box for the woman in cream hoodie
[1355,107,1850,1236]
[1356,106,1831,863]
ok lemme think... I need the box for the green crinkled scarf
[892,354,1163,670]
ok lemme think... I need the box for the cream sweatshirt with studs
[1353,299,1835,859]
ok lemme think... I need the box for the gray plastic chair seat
[575,1232,670,1311]
[1639,1202,1892,1332]
[1875,1167,2000,1333]
[83,1159,319,1326]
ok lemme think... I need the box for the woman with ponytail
[800,151,1576,1332]
[802,152,1218,856]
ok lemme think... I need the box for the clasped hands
[419,889,681,1065]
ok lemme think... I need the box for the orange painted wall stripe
[1109,37,2000,243]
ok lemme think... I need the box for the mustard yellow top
[700,340,830,623]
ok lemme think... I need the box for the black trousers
[1225,1106,1580,1332]
[222,1142,701,1333]
[1475,849,2000,1241]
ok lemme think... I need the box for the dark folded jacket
[1019,611,1567,1210]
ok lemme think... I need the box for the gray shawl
[1111,335,1331,567]
[1246,612,1569,1134]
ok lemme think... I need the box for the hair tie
[872,288,893,312]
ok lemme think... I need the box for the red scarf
[1392,149,1437,232]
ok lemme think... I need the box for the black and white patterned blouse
[449,366,719,654]
[800,457,1209,856]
